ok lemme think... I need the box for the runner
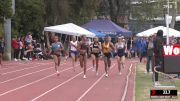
[90,37,102,76]
[102,36,115,77]
[70,36,79,71]
[77,35,90,79]
[49,36,64,76]
[115,37,126,75]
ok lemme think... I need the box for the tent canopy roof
[88,29,106,37]
[44,23,95,37]
[136,26,180,37]
[82,19,132,37]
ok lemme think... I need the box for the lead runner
[49,35,64,76]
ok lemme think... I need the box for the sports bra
[92,42,99,49]
[116,43,125,50]
[80,42,88,50]
[52,42,61,51]
[102,43,111,53]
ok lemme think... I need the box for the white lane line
[1,61,67,75]
[76,64,116,101]
[0,64,79,84]
[121,64,133,101]
[133,64,137,101]
[0,60,62,71]
[1,64,48,75]
[0,66,73,97]
[31,66,94,101]
[0,62,40,71]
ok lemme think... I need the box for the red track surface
[0,59,137,101]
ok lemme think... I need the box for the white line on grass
[121,64,133,101]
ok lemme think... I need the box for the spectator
[146,36,154,74]
[19,36,25,60]
[140,38,148,63]
[12,37,19,61]
[153,30,164,86]
[25,32,33,45]
[0,37,4,65]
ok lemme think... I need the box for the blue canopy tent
[88,29,106,37]
[82,19,132,37]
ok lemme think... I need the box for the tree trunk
[3,18,11,60]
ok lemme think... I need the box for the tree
[0,0,12,24]
[131,0,165,22]
[13,0,45,34]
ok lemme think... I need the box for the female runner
[102,36,115,77]
[49,36,64,76]
[91,37,102,75]
[115,37,126,75]
[77,35,90,78]
[70,36,79,71]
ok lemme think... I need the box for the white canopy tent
[136,26,180,37]
[44,23,95,37]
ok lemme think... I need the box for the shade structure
[44,23,95,37]
[88,29,106,37]
[136,26,180,37]
[82,19,132,37]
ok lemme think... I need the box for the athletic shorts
[92,52,100,58]
[70,50,79,56]
[103,53,111,58]
[117,52,125,58]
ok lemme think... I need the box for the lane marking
[0,62,41,71]
[0,64,79,84]
[31,65,94,101]
[0,66,73,97]
[121,64,133,101]
[0,60,64,71]
[76,64,116,101]
[1,61,67,75]
[133,64,137,101]
[1,64,49,75]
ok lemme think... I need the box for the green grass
[135,63,180,101]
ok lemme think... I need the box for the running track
[0,58,137,101]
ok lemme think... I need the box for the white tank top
[70,41,78,51]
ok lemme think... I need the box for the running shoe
[96,72,99,76]
[14,58,17,61]
[105,74,109,77]
[83,75,87,79]
[154,82,161,86]
[56,71,60,76]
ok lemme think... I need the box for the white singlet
[70,41,78,51]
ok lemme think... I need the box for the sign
[163,45,180,73]
[150,90,178,99]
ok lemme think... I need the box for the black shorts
[92,53,100,58]
[117,52,125,57]
[104,53,111,58]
